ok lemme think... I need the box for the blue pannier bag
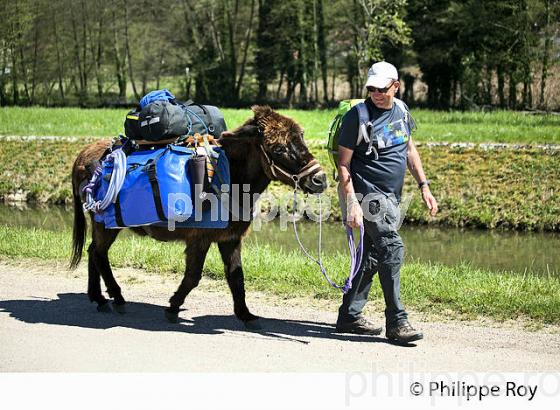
[168,146,230,230]
[93,144,230,229]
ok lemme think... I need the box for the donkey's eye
[273,146,285,155]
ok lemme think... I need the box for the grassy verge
[1,224,558,325]
[1,107,560,143]
[1,139,558,231]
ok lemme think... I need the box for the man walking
[335,61,438,344]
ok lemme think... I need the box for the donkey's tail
[69,179,87,270]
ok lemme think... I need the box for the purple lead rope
[291,184,364,294]
[343,224,364,293]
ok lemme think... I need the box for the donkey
[69,105,327,328]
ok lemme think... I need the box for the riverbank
[1,225,558,327]
[1,138,558,231]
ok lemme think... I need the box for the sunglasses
[367,81,395,93]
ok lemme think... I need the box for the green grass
[1,224,558,325]
[1,107,559,143]
[411,109,560,143]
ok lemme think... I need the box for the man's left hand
[421,187,438,217]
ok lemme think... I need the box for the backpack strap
[355,102,370,146]
[393,97,409,124]
[183,99,208,113]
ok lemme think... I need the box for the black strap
[114,194,125,227]
[146,162,166,221]
[177,99,216,134]
[183,99,208,115]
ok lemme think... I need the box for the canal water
[1,203,558,276]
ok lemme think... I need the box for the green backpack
[327,98,410,180]
[327,99,368,180]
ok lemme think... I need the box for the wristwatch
[418,180,431,189]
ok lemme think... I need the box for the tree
[255,0,275,100]
[407,0,463,109]
[0,0,557,109]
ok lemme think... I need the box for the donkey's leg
[218,239,260,329]
[87,242,110,312]
[166,240,212,323]
[90,223,124,312]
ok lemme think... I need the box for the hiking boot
[335,317,383,335]
[386,321,423,343]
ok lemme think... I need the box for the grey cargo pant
[337,193,408,328]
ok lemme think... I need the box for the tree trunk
[17,37,30,104]
[452,78,458,108]
[112,9,126,101]
[0,44,7,106]
[539,0,551,109]
[520,0,532,109]
[522,78,532,109]
[235,0,256,99]
[155,51,164,91]
[497,65,505,108]
[182,0,208,101]
[255,0,275,101]
[123,0,139,101]
[224,0,237,99]
[70,4,86,103]
[316,0,328,103]
[9,40,18,104]
[93,8,104,100]
[312,0,319,103]
[81,0,88,94]
[52,8,65,104]
[330,57,336,101]
[275,66,285,100]
[12,1,29,104]
[403,73,415,105]
[29,10,39,105]
[508,70,517,109]
[297,1,308,104]
[484,65,492,106]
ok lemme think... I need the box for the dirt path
[0,261,559,372]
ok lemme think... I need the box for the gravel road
[1,261,559,372]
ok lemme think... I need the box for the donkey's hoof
[97,302,112,313]
[244,319,262,331]
[113,302,126,314]
[165,309,179,323]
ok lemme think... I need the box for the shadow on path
[0,293,401,345]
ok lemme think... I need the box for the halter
[259,144,322,187]
[258,142,363,294]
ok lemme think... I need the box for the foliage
[407,0,560,109]
[9,0,559,109]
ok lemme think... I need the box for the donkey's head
[221,105,327,194]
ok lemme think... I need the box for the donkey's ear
[219,124,261,141]
[251,105,274,121]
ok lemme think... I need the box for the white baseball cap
[365,61,398,88]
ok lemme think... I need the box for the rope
[291,181,364,294]
[83,148,127,214]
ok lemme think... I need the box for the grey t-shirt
[338,97,415,202]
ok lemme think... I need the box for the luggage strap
[145,160,166,221]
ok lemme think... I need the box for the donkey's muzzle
[302,171,328,194]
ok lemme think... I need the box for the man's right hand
[347,202,363,229]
